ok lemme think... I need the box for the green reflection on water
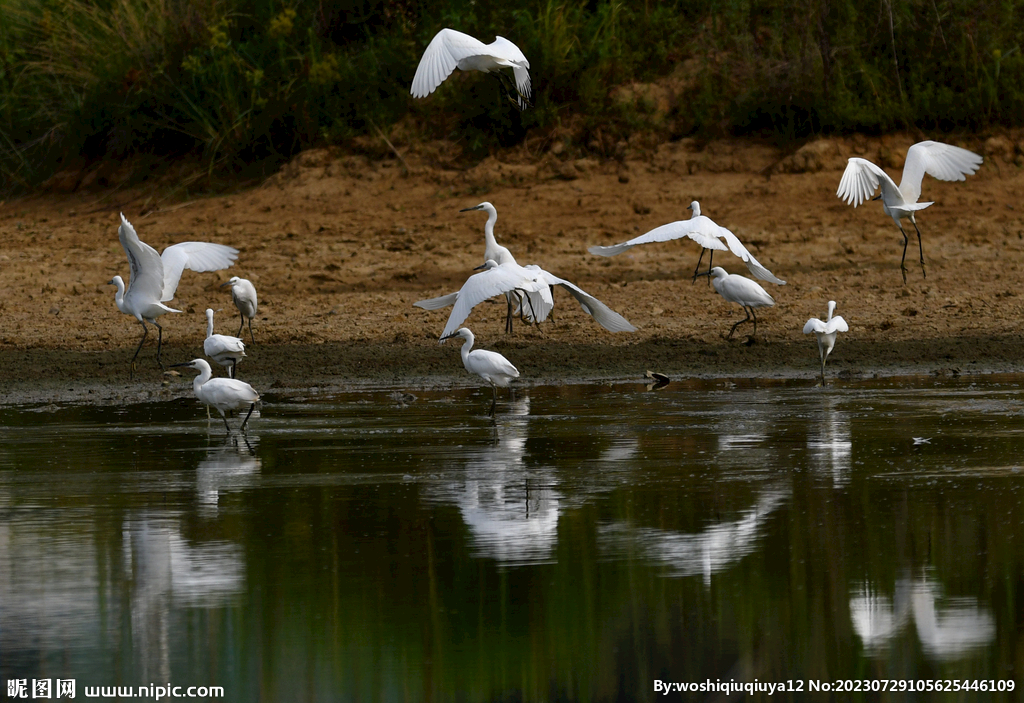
[1,377,1023,701]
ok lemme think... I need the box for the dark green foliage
[1,0,1022,190]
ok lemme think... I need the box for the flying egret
[171,358,260,434]
[441,327,519,414]
[411,28,531,109]
[699,267,776,338]
[836,140,983,283]
[221,276,257,344]
[446,202,637,334]
[416,260,552,339]
[803,301,849,385]
[588,201,786,285]
[203,308,246,378]
[109,213,239,378]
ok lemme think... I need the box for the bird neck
[112,278,126,312]
[193,365,213,390]
[206,313,214,338]
[459,334,475,361]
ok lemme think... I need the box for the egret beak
[686,204,693,211]
[473,262,488,271]
[169,362,194,369]
[695,270,711,278]
[872,195,882,201]
[459,205,484,213]
[107,278,116,285]
[439,331,459,344]
[219,280,231,287]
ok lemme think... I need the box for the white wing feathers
[411,29,482,98]
[524,266,637,333]
[900,141,983,204]
[160,241,239,302]
[588,219,729,257]
[803,316,848,335]
[438,264,549,340]
[719,231,786,285]
[413,292,459,310]
[837,158,903,207]
[118,214,165,304]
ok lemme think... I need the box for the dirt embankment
[2,132,1023,404]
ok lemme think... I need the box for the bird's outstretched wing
[837,158,902,207]
[439,264,548,339]
[160,242,239,302]
[411,28,488,98]
[803,316,848,335]
[118,213,165,304]
[900,141,983,204]
[719,231,786,285]
[526,266,637,333]
[492,35,531,99]
[413,292,459,310]
[588,219,730,257]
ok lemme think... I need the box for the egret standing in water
[109,213,238,378]
[588,201,786,285]
[803,301,849,386]
[699,267,776,338]
[221,276,258,344]
[203,308,246,378]
[172,358,260,434]
[836,140,983,283]
[441,327,519,414]
[411,28,531,109]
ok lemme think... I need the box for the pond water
[1,375,1023,701]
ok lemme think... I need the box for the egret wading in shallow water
[172,359,260,434]
[423,202,636,335]
[441,327,519,414]
[803,301,849,386]
[699,267,776,338]
[588,201,785,286]
[221,276,257,344]
[109,213,238,379]
[411,28,531,109]
[204,308,246,378]
[836,140,983,283]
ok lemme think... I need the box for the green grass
[2,0,1023,192]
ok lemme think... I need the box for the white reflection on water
[428,393,563,566]
[807,396,852,487]
[850,573,996,661]
[599,486,790,584]
[196,435,262,516]
[123,513,245,680]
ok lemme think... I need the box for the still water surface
[1,376,1023,700]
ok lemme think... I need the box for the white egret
[172,358,260,434]
[441,327,519,414]
[110,213,238,378]
[588,201,786,285]
[699,267,776,338]
[416,260,552,339]
[836,140,983,282]
[803,301,849,385]
[204,308,246,378]
[221,276,258,344]
[411,28,531,109]
[447,202,637,334]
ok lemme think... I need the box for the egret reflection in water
[195,435,261,516]
[428,393,563,566]
[600,486,790,584]
[806,395,852,487]
[850,572,996,661]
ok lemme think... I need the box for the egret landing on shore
[588,201,785,286]
[411,29,531,109]
[803,301,849,386]
[441,327,519,415]
[110,213,238,379]
[221,276,257,344]
[204,308,246,378]
[699,267,776,339]
[172,359,260,434]
[836,141,982,283]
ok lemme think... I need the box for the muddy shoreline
[2,132,1024,406]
